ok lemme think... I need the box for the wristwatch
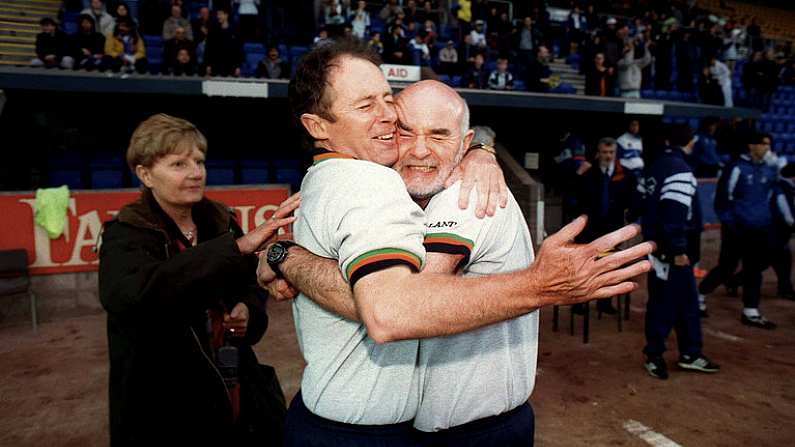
[266,241,297,279]
[467,142,497,156]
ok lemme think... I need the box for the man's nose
[411,136,430,158]
[379,100,397,124]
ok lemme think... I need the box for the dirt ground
[1,253,795,446]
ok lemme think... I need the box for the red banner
[0,186,291,275]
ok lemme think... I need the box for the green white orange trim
[346,248,423,285]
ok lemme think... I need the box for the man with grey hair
[574,136,637,314]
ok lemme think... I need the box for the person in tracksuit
[640,124,720,380]
[769,178,795,299]
[723,132,779,329]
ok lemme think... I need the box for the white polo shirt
[414,182,539,432]
[292,150,427,424]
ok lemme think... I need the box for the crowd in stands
[27,0,795,105]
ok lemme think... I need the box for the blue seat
[774,141,785,152]
[662,116,674,124]
[689,118,699,130]
[48,170,83,189]
[205,160,235,185]
[450,75,462,87]
[786,142,795,153]
[775,122,786,133]
[669,91,683,101]
[244,52,262,76]
[244,42,265,54]
[437,74,450,83]
[146,46,163,73]
[641,89,654,99]
[90,170,123,189]
[239,160,270,185]
[142,34,162,49]
[289,46,309,65]
[762,122,774,133]
[513,79,526,91]
[656,91,671,100]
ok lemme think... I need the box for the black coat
[575,161,636,243]
[99,190,280,447]
[35,31,67,59]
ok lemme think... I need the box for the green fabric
[34,186,70,239]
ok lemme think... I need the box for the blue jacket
[691,133,720,170]
[640,146,702,262]
[726,154,778,230]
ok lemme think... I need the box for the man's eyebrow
[397,120,413,132]
[429,128,452,136]
[355,94,376,103]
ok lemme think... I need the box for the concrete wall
[0,271,102,328]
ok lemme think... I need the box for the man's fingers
[596,260,652,288]
[547,215,588,245]
[588,224,641,255]
[498,176,508,209]
[485,174,500,217]
[445,166,463,188]
[272,194,301,219]
[475,177,488,218]
[458,174,475,210]
[596,241,655,271]
[589,281,639,300]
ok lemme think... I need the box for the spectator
[708,55,733,107]
[68,14,105,71]
[700,65,724,106]
[408,34,431,66]
[723,26,743,73]
[313,28,332,48]
[768,178,795,300]
[169,47,197,76]
[256,46,290,79]
[322,0,346,35]
[162,26,193,74]
[585,52,615,97]
[567,4,588,53]
[379,0,403,23]
[31,18,69,69]
[525,45,552,93]
[691,118,721,178]
[487,57,513,90]
[419,19,436,46]
[780,59,795,86]
[367,31,384,55]
[383,24,408,64]
[468,19,487,49]
[204,9,243,77]
[616,38,651,98]
[404,0,421,25]
[419,1,439,26]
[191,6,212,44]
[102,16,148,74]
[514,16,543,72]
[349,1,370,39]
[640,124,720,380]
[721,132,780,329]
[234,0,261,42]
[163,4,193,42]
[462,52,489,89]
[573,137,636,314]
[437,40,459,75]
[82,0,115,37]
[113,2,138,27]
[616,119,644,180]
[457,0,472,34]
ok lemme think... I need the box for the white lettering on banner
[64,210,102,266]
[381,64,421,82]
[233,206,256,234]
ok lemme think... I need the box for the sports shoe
[677,354,720,373]
[741,314,777,330]
[644,356,668,380]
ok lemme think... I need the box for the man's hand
[576,161,592,175]
[256,246,300,301]
[236,193,300,254]
[223,302,249,337]
[527,216,654,304]
[673,254,690,266]
[447,148,508,218]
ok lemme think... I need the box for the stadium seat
[244,52,262,77]
[669,91,683,101]
[289,46,309,65]
[641,89,654,99]
[239,160,270,185]
[513,79,526,91]
[450,75,462,87]
[243,43,265,54]
[762,122,774,133]
[774,141,785,152]
[775,122,786,133]
[89,155,124,189]
[689,118,699,130]
[205,160,235,185]
[273,159,302,191]
[46,151,83,189]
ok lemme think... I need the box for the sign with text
[0,186,290,275]
[381,64,421,82]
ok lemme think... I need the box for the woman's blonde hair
[126,113,208,171]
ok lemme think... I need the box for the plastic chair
[0,250,37,332]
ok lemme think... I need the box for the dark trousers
[417,402,535,447]
[644,265,703,358]
[738,228,772,309]
[283,391,419,447]
[732,225,793,294]
[699,224,740,295]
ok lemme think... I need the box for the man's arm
[260,218,653,343]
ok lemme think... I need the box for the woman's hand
[223,302,249,337]
[236,193,300,254]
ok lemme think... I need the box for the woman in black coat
[99,113,299,446]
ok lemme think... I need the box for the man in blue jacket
[723,132,779,329]
[640,124,720,379]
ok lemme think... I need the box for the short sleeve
[326,161,427,287]
[422,182,498,270]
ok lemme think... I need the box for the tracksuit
[639,146,703,358]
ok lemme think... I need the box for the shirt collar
[311,148,357,166]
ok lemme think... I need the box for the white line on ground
[623,419,682,447]
[703,327,744,342]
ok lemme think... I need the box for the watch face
[267,244,286,263]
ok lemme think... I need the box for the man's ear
[300,113,330,141]
[135,165,153,188]
[463,129,476,151]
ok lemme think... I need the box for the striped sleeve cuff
[346,248,423,287]
[423,233,474,267]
